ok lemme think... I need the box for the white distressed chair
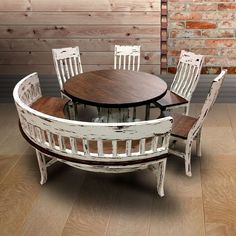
[155,50,204,115]
[114,45,141,71]
[52,46,83,98]
[169,70,227,176]
[13,72,173,197]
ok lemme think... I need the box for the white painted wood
[170,50,204,115]
[170,70,227,176]
[52,46,83,97]
[13,72,173,197]
[36,149,47,185]
[114,45,141,71]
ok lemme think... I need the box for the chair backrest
[13,73,173,164]
[170,50,204,101]
[52,46,83,90]
[188,70,227,140]
[114,45,141,71]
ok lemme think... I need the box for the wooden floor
[0,103,236,236]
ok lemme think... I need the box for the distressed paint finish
[170,70,227,176]
[13,72,173,197]
[114,45,141,71]
[170,50,204,114]
[52,46,83,97]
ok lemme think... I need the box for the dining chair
[169,70,227,176]
[52,46,83,98]
[154,50,204,115]
[114,45,141,71]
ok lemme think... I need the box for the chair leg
[185,104,190,115]
[196,129,202,157]
[185,141,193,177]
[155,159,167,197]
[36,149,47,185]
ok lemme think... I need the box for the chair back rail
[170,50,204,101]
[14,73,173,165]
[52,46,83,90]
[114,45,141,71]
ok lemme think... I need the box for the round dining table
[64,69,167,122]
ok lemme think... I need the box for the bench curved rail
[13,72,173,196]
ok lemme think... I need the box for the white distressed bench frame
[170,50,205,115]
[170,70,227,176]
[13,72,173,197]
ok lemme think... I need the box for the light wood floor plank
[21,164,86,236]
[0,152,42,236]
[202,167,236,235]
[105,171,154,236]
[62,173,119,236]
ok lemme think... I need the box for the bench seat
[30,96,68,118]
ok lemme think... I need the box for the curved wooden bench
[13,72,173,197]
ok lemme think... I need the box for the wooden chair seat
[156,90,188,109]
[171,113,197,139]
[31,97,68,118]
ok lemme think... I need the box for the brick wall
[167,0,236,74]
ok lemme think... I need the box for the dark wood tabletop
[64,69,167,108]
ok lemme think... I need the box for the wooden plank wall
[0,0,161,76]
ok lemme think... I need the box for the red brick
[202,30,234,38]
[202,12,234,20]
[221,49,236,56]
[205,56,236,66]
[186,21,217,29]
[189,3,218,11]
[167,67,177,74]
[168,3,186,11]
[170,12,202,20]
[223,67,236,74]
[218,3,236,10]
[218,20,236,28]
[201,67,221,74]
[168,21,186,29]
[168,50,181,56]
[170,30,201,38]
[206,39,236,48]
[169,39,205,48]
[193,48,218,55]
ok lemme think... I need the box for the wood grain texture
[64,70,167,107]
[0,12,160,25]
[0,104,236,234]
[156,90,188,109]
[0,52,160,65]
[31,0,161,12]
[0,0,160,12]
[0,1,161,76]
[0,38,161,52]
[0,25,160,39]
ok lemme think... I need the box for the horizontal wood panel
[0,39,160,52]
[0,52,160,65]
[0,12,160,25]
[0,25,160,39]
[0,0,31,11]
[0,0,160,12]
[0,1,161,79]
[0,65,160,75]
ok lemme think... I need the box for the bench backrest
[13,73,173,163]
